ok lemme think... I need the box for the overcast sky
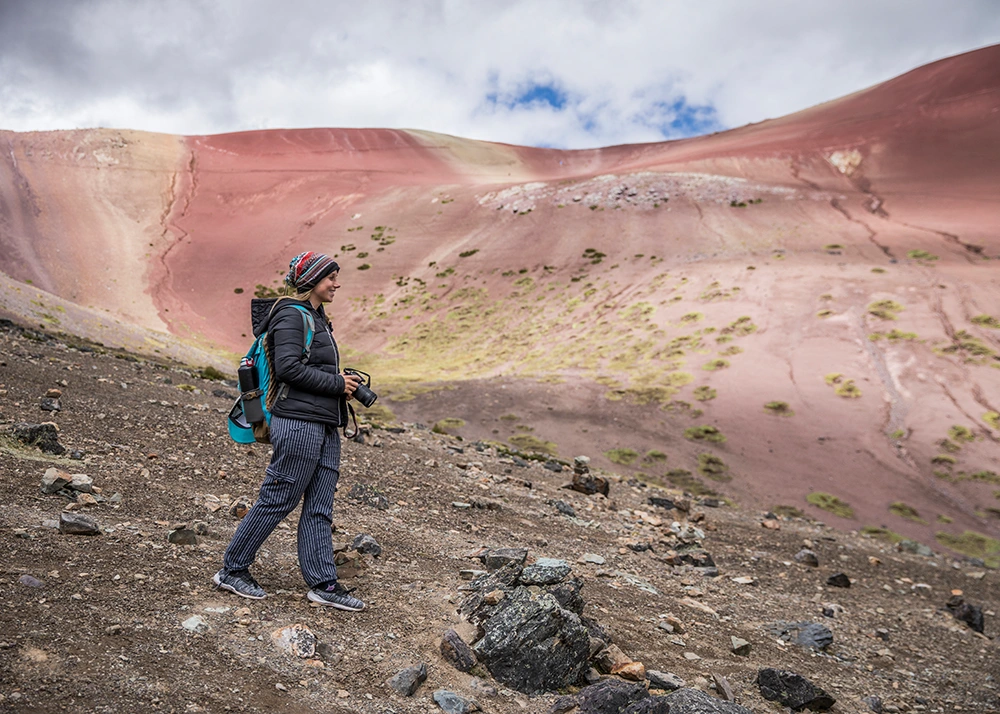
[1,1,998,149]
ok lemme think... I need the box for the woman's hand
[341,372,362,398]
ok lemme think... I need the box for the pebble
[181,615,209,633]
[580,553,605,565]
[731,636,751,656]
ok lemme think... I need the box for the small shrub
[969,470,1000,485]
[358,263,371,271]
[643,450,668,464]
[889,502,926,523]
[889,429,906,439]
[971,314,1000,329]
[233,287,245,294]
[197,366,225,381]
[824,244,843,251]
[931,454,957,466]
[816,309,834,318]
[720,346,743,356]
[772,505,804,519]
[806,492,854,519]
[906,249,938,261]
[459,250,479,258]
[861,526,904,544]
[948,425,976,443]
[499,413,520,422]
[697,453,730,482]
[764,401,794,416]
[508,434,558,456]
[983,411,1000,429]
[935,530,1000,568]
[680,312,703,323]
[664,469,718,497]
[824,373,842,385]
[176,384,197,392]
[684,425,726,443]
[868,299,903,320]
[432,417,465,434]
[938,438,961,453]
[693,386,716,401]
[835,380,862,398]
[871,267,886,274]
[605,448,639,466]
[703,359,729,371]
[937,514,953,523]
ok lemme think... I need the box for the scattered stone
[551,679,650,714]
[712,673,735,701]
[550,500,576,517]
[11,422,66,455]
[647,670,685,692]
[543,460,564,473]
[663,687,754,713]
[795,549,820,567]
[683,652,701,661]
[594,643,633,674]
[40,397,61,412]
[18,574,45,588]
[519,558,571,586]
[460,569,487,580]
[573,455,591,473]
[761,518,781,530]
[181,615,209,633]
[478,548,528,571]
[568,471,610,497]
[345,482,389,510]
[614,661,646,681]
[387,663,427,696]
[826,572,851,588]
[432,689,480,714]
[270,624,317,658]
[68,473,94,492]
[352,533,382,557]
[229,497,251,519]
[730,636,751,656]
[440,629,477,673]
[771,621,833,650]
[862,694,884,713]
[40,468,71,494]
[45,388,62,399]
[580,553,605,565]
[648,496,678,510]
[59,512,100,536]
[757,668,835,711]
[946,595,985,633]
[168,528,198,545]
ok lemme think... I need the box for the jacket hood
[251,297,321,337]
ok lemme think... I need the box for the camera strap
[343,402,359,440]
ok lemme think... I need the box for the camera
[343,368,378,408]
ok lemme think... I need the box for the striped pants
[223,415,340,587]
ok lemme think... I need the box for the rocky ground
[0,319,998,714]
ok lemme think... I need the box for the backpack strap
[268,303,317,406]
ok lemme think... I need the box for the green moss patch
[906,249,938,262]
[772,505,804,519]
[605,448,639,466]
[763,401,793,416]
[664,469,718,497]
[889,502,926,523]
[861,526,904,544]
[935,531,1000,568]
[971,314,1000,329]
[684,425,726,443]
[697,453,730,482]
[703,359,729,371]
[948,425,976,443]
[693,386,716,401]
[867,300,904,320]
[642,450,668,464]
[834,379,862,398]
[984,411,1000,429]
[806,492,855,519]
[432,417,466,434]
[508,434,558,456]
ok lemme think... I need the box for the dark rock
[440,629,477,673]
[519,558,571,586]
[69,450,84,460]
[432,689,479,713]
[946,595,985,633]
[712,674,735,701]
[698,498,723,508]
[896,539,933,557]
[568,471,610,496]
[648,496,677,510]
[512,456,529,468]
[543,461,564,473]
[794,549,819,567]
[623,697,671,714]
[472,588,591,694]
[862,695,884,713]
[674,546,715,569]
[569,679,649,713]
[627,541,653,552]
[647,670,685,691]
[345,482,389,510]
[730,636,751,656]
[757,668,835,711]
[212,388,238,400]
[826,572,851,588]
[59,512,100,536]
[18,574,45,588]
[11,422,66,455]
[663,687,754,713]
[386,662,427,696]
[40,467,71,494]
[352,533,382,557]
[545,577,585,615]
[771,621,833,650]
[168,528,198,545]
[551,500,577,517]
[459,562,524,625]
[40,397,61,412]
[229,496,252,519]
[478,547,528,571]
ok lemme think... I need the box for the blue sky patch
[486,81,569,111]
[651,98,723,138]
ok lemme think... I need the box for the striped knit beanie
[284,251,339,291]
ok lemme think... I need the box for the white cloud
[0,0,997,148]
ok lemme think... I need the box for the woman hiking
[213,251,365,611]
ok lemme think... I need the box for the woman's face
[313,271,340,303]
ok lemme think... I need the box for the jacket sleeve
[270,308,346,396]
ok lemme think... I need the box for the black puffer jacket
[255,298,348,427]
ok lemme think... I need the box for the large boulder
[663,688,754,713]
[550,679,650,714]
[473,588,591,694]
[757,668,835,712]
[12,422,65,455]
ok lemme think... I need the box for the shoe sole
[213,572,266,600]
[307,589,365,611]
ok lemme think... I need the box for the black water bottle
[238,358,265,423]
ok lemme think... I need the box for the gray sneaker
[308,582,365,611]
[213,569,266,600]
